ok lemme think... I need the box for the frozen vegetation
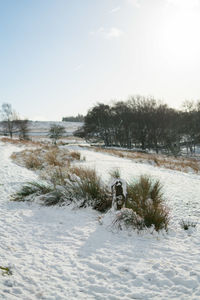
[0,140,200,299]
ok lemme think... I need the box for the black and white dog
[111,179,127,210]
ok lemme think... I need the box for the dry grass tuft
[0,137,42,147]
[24,152,42,169]
[69,151,81,160]
[45,148,63,167]
[11,146,80,170]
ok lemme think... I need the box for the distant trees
[15,119,29,140]
[62,114,84,122]
[0,103,30,140]
[49,124,66,144]
[79,97,200,155]
[181,100,200,154]
[0,103,18,138]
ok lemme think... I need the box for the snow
[0,121,83,138]
[71,146,200,222]
[0,142,200,299]
[28,121,83,137]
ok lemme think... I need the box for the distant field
[0,120,83,138]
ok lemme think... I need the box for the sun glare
[161,7,200,64]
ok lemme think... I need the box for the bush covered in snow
[112,208,145,231]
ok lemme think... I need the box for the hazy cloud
[166,0,199,8]
[91,27,124,39]
[110,6,121,13]
[127,0,141,8]
[74,64,84,71]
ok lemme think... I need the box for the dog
[111,179,126,210]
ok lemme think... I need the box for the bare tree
[15,119,30,140]
[0,103,18,138]
[49,124,66,144]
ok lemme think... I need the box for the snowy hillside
[0,142,200,299]
[28,121,83,136]
[0,121,83,137]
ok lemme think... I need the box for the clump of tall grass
[12,167,112,211]
[24,152,42,170]
[66,167,112,212]
[69,151,81,161]
[11,181,71,206]
[11,182,53,202]
[11,146,81,170]
[45,147,63,166]
[40,165,70,187]
[126,175,169,231]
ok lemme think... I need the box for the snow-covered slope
[0,142,200,299]
[28,121,83,136]
[0,121,83,137]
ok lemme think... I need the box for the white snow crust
[0,142,200,299]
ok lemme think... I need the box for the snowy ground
[0,142,200,299]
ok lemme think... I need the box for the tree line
[62,114,84,122]
[0,103,67,144]
[75,96,200,155]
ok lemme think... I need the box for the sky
[1,0,200,121]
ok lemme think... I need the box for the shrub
[112,208,145,231]
[126,175,169,231]
[45,147,63,166]
[11,181,72,206]
[49,124,66,145]
[24,152,42,169]
[36,188,72,206]
[180,220,197,230]
[69,151,81,161]
[11,182,53,202]
[12,167,111,211]
[40,166,70,187]
[66,167,111,212]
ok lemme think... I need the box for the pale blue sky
[1,0,200,120]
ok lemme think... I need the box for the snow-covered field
[28,121,83,136]
[1,142,200,299]
[0,121,83,138]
